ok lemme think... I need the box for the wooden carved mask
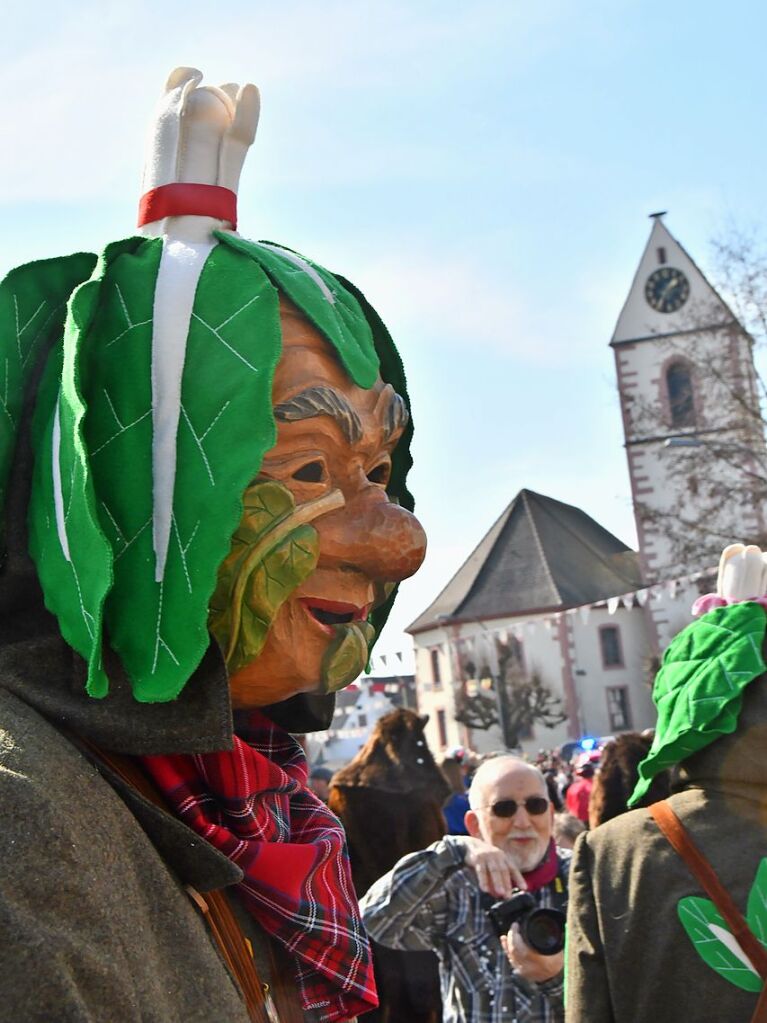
[209,302,427,708]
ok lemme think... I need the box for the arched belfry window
[666,361,696,428]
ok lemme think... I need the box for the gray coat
[0,679,252,1023]
[566,675,767,1023]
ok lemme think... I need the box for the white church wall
[414,611,589,758]
[569,605,655,737]
[646,578,701,651]
[414,626,464,755]
[613,219,766,586]
[617,326,761,576]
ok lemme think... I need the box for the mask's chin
[227,616,375,707]
[318,619,376,693]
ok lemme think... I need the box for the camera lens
[523,909,566,955]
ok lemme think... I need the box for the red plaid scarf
[141,711,377,1022]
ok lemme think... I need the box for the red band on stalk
[137,183,237,229]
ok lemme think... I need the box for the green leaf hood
[1,233,413,703]
[629,602,767,807]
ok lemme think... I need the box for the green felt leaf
[747,858,767,946]
[28,242,141,698]
[83,240,283,702]
[678,896,763,992]
[216,233,380,389]
[209,480,321,675]
[0,253,96,526]
[630,602,767,806]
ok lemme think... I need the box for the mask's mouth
[300,598,370,633]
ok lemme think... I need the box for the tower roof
[407,489,642,634]
[611,216,736,345]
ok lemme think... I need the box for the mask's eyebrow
[376,384,410,442]
[273,386,363,444]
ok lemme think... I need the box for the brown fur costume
[588,731,671,828]
[329,709,449,1023]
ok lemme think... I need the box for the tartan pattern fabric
[360,836,570,1023]
[141,711,377,1022]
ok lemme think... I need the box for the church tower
[612,215,767,590]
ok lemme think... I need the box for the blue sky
[2,0,766,666]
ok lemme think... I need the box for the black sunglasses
[481,797,550,818]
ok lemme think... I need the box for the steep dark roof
[407,489,642,634]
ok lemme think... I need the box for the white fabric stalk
[151,231,216,581]
[137,70,260,581]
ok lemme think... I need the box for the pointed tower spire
[610,217,767,652]
[612,217,735,345]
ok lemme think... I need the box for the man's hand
[501,923,564,984]
[459,837,526,898]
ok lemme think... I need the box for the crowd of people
[304,730,671,1023]
[305,647,765,1023]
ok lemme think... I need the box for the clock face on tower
[644,266,690,313]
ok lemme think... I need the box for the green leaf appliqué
[91,242,283,701]
[216,233,380,390]
[678,896,763,993]
[0,253,96,520]
[28,243,139,698]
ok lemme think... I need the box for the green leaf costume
[629,602,767,806]
[1,234,413,703]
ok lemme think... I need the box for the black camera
[487,890,566,955]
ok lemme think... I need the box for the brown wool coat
[566,678,767,1023]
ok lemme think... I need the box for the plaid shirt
[359,837,570,1023]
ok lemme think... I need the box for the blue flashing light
[580,737,597,751]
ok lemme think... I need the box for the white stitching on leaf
[191,309,259,372]
[113,516,152,562]
[172,514,200,594]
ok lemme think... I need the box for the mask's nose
[317,490,427,582]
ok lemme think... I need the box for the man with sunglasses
[359,756,570,1023]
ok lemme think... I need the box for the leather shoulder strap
[80,739,273,1023]
[650,800,767,1002]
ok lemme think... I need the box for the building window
[599,625,624,668]
[606,686,632,731]
[666,362,696,428]
[430,648,442,689]
[657,246,667,264]
[357,713,367,729]
[436,709,448,747]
